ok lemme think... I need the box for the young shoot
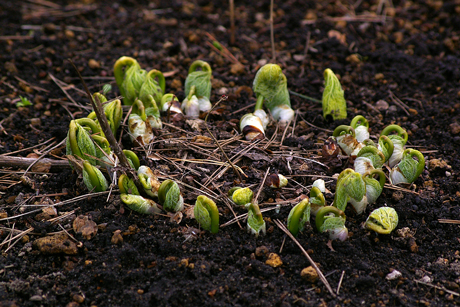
[333,169,366,213]
[194,195,219,234]
[267,173,288,188]
[379,124,408,167]
[245,202,266,237]
[138,166,161,197]
[139,69,165,106]
[120,194,161,215]
[350,115,369,143]
[228,187,253,206]
[113,56,146,105]
[182,60,212,118]
[158,179,184,212]
[332,125,363,156]
[365,206,398,234]
[88,89,122,136]
[128,113,154,146]
[160,94,183,120]
[349,169,386,215]
[240,113,266,141]
[66,118,102,166]
[316,206,348,241]
[82,160,108,192]
[378,135,394,163]
[309,186,326,215]
[354,145,386,175]
[322,68,347,120]
[287,198,310,237]
[389,149,425,185]
[253,64,294,124]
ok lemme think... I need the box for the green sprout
[333,169,366,212]
[322,68,347,120]
[228,187,253,206]
[120,194,161,215]
[245,202,266,237]
[378,135,394,163]
[380,124,408,167]
[17,96,33,107]
[350,115,369,142]
[390,148,425,185]
[122,149,140,170]
[309,186,326,215]
[82,160,108,192]
[185,60,212,100]
[113,56,146,106]
[118,174,140,195]
[239,112,266,141]
[287,198,310,237]
[365,207,398,234]
[138,69,165,106]
[160,93,183,115]
[253,63,294,124]
[316,206,348,241]
[66,119,100,166]
[194,195,219,233]
[137,166,161,198]
[354,145,386,175]
[267,173,288,188]
[362,169,386,206]
[128,113,154,146]
[158,179,184,212]
[332,125,362,156]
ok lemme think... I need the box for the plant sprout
[354,145,386,175]
[122,149,140,170]
[194,195,219,233]
[120,194,161,215]
[82,160,108,192]
[333,168,366,212]
[309,186,326,215]
[160,93,183,116]
[287,198,310,237]
[228,187,253,206]
[365,206,398,234]
[128,113,154,146]
[252,63,294,124]
[138,166,161,198]
[267,173,288,188]
[17,96,33,107]
[240,112,266,141]
[322,68,347,120]
[245,202,266,237]
[332,125,363,156]
[87,88,122,136]
[113,56,147,105]
[158,179,184,212]
[138,69,165,105]
[350,115,369,142]
[390,149,425,185]
[351,169,386,215]
[378,135,394,163]
[315,206,348,241]
[118,174,140,195]
[379,124,408,167]
[66,119,101,166]
[182,60,212,118]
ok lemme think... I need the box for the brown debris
[33,233,78,255]
[73,215,98,240]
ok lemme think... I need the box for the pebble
[29,295,43,301]
[300,266,318,283]
[265,253,283,268]
[420,275,432,283]
[33,233,78,255]
[88,59,100,69]
[450,123,460,135]
[255,246,269,258]
[111,230,123,245]
[386,269,402,280]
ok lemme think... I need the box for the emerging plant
[158,179,184,212]
[240,112,266,141]
[354,145,386,175]
[88,88,123,136]
[378,135,394,163]
[123,149,140,170]
[315,206,348,241]
[379,124,408,167]
[194,195,219,233]
[350,115,369,142]
[362,169,386,207]
[322,68,347,120]
[245,202,266,237]
[137,166,161,197]
[253,63,294,124]
[138,69,165,105]
[66,118,102,166]
[17,95,33,107]
[160,93,183,118]
[228,187,253,206]
[118,174,140,195]
[309,186,326,215]
[365,206,398,234]
[267,173,288,188]
[287,198,310,237]
[182,60,212,118]
[332,125,363,156]
[333,169,366,213]
[390,149,425,185]
[128,112,154,146]
[81,160,109,192]
[113,56,146,105]
[120,194,161,215]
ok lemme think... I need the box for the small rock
[111,230,123,245]
[450,123,460,135]
[408,108,418,115]
[73,215,98,240]
[30,118,41,127]
[265,253,283,268]
[375,100,389,111]
[386,269,402,280]
[88,59,100,69]
[230,62,245,75]
[29,295,43,301]
[374,73,384,80]
[301,266,318,283]
[255,246,269,258]
[72,294,85,303]
[65,30,75,39]
[137,289,144,294]
[392,191,404,201]
[33,233,78,255]
[420,275,432,283]
[428,158,451,171]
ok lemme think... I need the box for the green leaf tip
[194,195,219,234]
[322,68,347,120]
[365,207,398,234]
[253,64,291,111]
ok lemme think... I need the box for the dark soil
[1,0,460,306]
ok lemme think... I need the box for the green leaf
[322,68,347,120]
[287,199,310,237]
[120,194,161,215]
[230,187,253,206]
[194,195,219,233]
[246,202,266,237]
[253,64,290,111]
[185,60,212,99]
[82,161,108,192]
[365,207,398,234]
[16,96,32,107]
[159,180,184,212]
[139,69,165,105]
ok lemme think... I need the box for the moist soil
[1,0,460,306]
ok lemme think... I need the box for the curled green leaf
[316,206,348,241]
[66,119,98,166]
[139,69,165,105]
[118,174,140,195]
[113,56,146,105]
[378,135,394,163]
[82,160,108,192]
[322,68,347,120]
[333,169,366,212]
[362,169,386,205]
[354,145,386,174]
[287,198,310,237]
[310,186,326,215]
[365,207,398,234]
[120,193,161,215]
[381,125,408,167]
[158,179,184,212]
[122,150,140,170]
[333,125,363,156]
[194,195,219,233]
[246,202,266,237]
[228,187,253,206]
[390,149,425,185]
[185,60,212,99]
[350,115,369,142]
[137,166,161,197]
[253,64,291,112]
